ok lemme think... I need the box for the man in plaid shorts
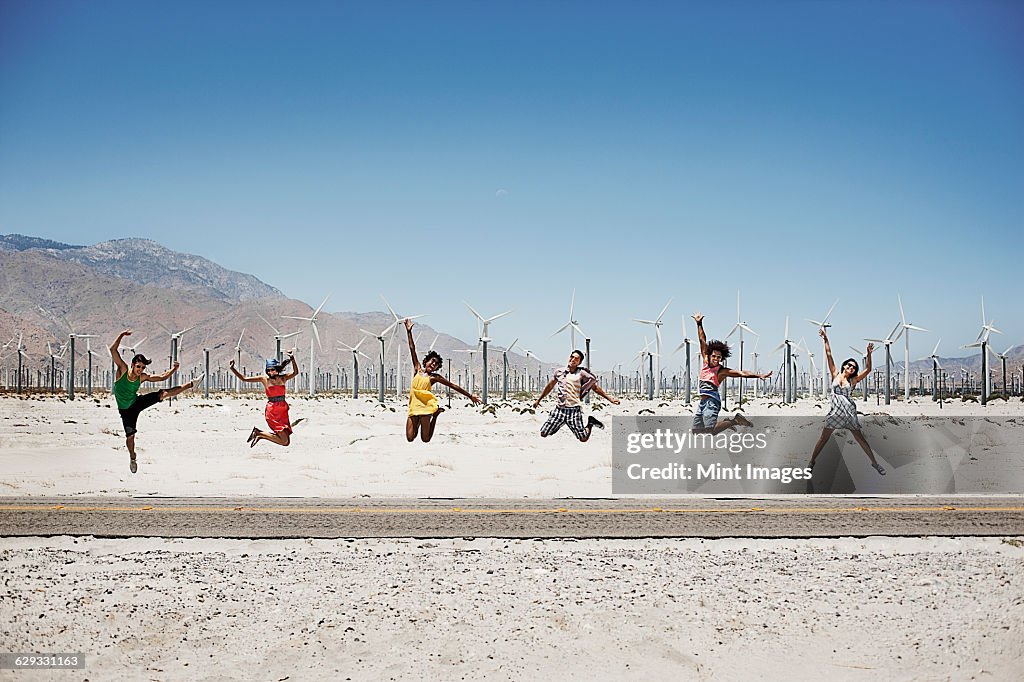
[534,350,620,442]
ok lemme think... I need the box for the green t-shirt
[113,372,141,409]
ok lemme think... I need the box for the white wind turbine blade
[656,299,672,323]
[463,301,485,322]
[280,330,301,341]
[568,289,576,321]
[312,296,329,318]
[905,324,928,332]
[726,323,741,339]
[931,339,941,356]
[505,337,520,354]
[256,312,281,334]
[822,299,838,324]
[805,318,825,327]
[571,322,586,339]
[1002,344,1016,357]
[235,329,245,350]
[632,318,657,325]
[311,321,323,352]
[551,321,572,337]
[737,322,758,336]
[898,294,906,325]
[487,310,513,323]
[156,321,174,336]
[886,321,903,342]
[429,335,440,351]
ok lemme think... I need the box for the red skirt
[265,401,292,435]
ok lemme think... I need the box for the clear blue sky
[1,0,1021,370]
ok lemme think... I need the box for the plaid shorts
[541,406,587,441]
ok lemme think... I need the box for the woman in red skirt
[229,350,300,447]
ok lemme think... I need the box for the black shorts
[118,391,163,437]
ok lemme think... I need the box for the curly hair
[706,340,731,360]
[423,350,443,368]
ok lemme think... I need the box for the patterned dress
[825,378,861,430]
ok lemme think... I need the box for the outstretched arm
[592,383,620,405]
[693,313,708,363]
[852,343,874,385]
[820,327,836,379]
[533,378,557,408]
[109,329,130,376]
[405,319,421,373]
[229,360,267,384]
[721,368,772,380]
[142,361,179,383]
[431,374,480,404]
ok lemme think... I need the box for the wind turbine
[380,295,424,397]
[464,302,511,405]
[673,316,693,403]
[806,299,838,397]
[360,319,398,403]
[552,289,586,352]
[65,326,97,400]
[771,317,794,403]
[283,296,329,396]
[726,292,758,406]
[961,297,1002,405]
[256,313,302,363]
[496,337,520,401]
[634,336,657,400]
[849,345,868,400]
[632,298,672,399]
[924,339,943,401]
[47,341,67,393]
[85,337,102,397]
[233,329,246,392]
[865,320,903,405]
[796,337,819,401]
[895,295,928,401]
[156,323,196,390]
[14,333,28,394]
[992,344,1016,397]
[750,337,762,399]
[338,338,371,399]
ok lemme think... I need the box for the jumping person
[808,328,885,474]
[229,350,300,448]
[405,319,480,442]
[533,350,620,442]
[109,329,203,473]
[691,313,771,434]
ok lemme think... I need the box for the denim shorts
[692,396,721,430]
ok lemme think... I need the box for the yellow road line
[1,505,1023,514]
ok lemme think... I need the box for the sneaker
[191,373,206,390]
[872,462,886,475]
[734,413,753,427]
[130,457,138,474]
[587,416,605,430]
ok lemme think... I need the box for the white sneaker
[191,373,206,390]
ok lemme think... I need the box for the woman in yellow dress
[404,318,480,442]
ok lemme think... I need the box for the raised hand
[866,343,875,354]
[404,318,414,331]
[692,312,704,325]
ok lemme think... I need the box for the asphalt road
[2,496,1023,538]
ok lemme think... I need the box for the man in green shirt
[110,329,203,473]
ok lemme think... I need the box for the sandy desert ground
[2,535,1023,681]
[2,393,1023,498]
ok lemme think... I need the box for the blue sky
[1,0,1021,369]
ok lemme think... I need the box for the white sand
[1,394,1023,498]
[1,535,1022,681]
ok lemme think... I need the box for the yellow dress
[408,372,439,416]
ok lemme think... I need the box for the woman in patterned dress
[809,328,886,474]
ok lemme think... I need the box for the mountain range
[0,234,523,376]
[0,233,1019,383]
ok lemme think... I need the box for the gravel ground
[2,536,1023,681]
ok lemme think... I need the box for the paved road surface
[2,496,1023,538]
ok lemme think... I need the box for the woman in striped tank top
[691,313,772,433]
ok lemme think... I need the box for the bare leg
[406,416,419,442]
[420,409,444,443]
[252,430,291,447]
[809,428,834,468]
[852,430,884,473]
[125,434,138,473]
